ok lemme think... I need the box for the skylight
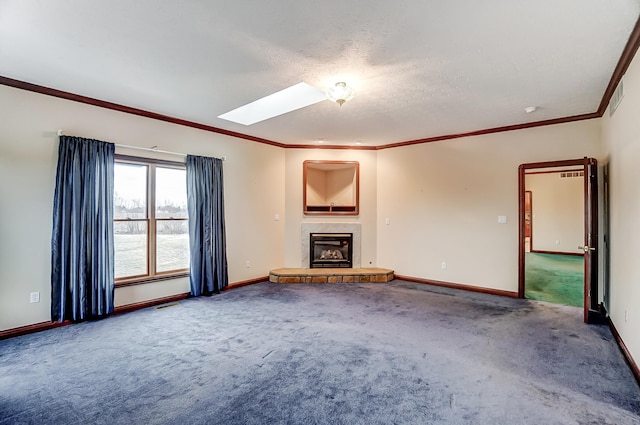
[217,82,327,125]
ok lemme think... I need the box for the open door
[518,158,599,324]
[583,158,599,323]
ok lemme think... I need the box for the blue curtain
[51,136,115,322]
[186,155,228,295]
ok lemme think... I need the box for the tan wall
[305,167,327,205]
[0,84,285,331]
[326,167,356,206]
[525,172,584,253]
[285,149,377,268]
[602,44,640,366]
[376,120,602,292]
[6,76,633,372]
[306,167,356,206]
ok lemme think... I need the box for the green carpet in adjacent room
[525,252,583,307]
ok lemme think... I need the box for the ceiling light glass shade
[326,82,355,106]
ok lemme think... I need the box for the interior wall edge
[529,250,583,257]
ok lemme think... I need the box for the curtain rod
[57,129,226,161]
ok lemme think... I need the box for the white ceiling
[1,1,639,147]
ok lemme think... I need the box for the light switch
[274,214,280,221]
[385,218,390,225]
[498,215,508,224]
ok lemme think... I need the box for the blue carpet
[1,281,639,424]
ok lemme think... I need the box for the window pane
[114,163,147,219]
[156,167,187,219]
[156,220,190,272]
[114,221,148,278]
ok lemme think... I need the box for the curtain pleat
[186,155,228,296]
[51,136,115,322]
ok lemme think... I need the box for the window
[114,156,189,284]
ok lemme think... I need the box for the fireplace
[301,223,361,268]
[310,233,353,268]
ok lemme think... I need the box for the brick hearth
[269,268,394,284]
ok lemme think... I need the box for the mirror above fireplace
[303,160,359,215]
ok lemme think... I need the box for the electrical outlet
[625,309,628,323]
[30,292,40,303]
[441,262,447,270]
[245,260,251,268]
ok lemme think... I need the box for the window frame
[114,155,189,287]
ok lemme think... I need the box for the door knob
[578,245,595,252]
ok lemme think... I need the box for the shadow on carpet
[1,280,638,425]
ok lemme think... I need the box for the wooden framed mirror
[303,160,359,215]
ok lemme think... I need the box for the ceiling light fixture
[326,82,355,106]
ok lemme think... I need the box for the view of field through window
[114,162,189,279]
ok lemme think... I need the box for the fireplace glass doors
[309,233,353,268]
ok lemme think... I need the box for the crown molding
[2,14,639,152]
[375,112,600,150]
[0,75,286,148]
[597,15,640,115]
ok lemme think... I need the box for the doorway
[524,168,584,307]
[518,158,599,323]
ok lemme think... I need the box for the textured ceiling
[1,0,639,147]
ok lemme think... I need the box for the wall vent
[560,171,584,178]
[155,302,180,310]
[610,77,624,116]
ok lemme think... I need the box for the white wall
[284,149,377,268]
[601,46,640,366]
[376,120,602,292]
[526,172,584,253]
[0,84,285,331]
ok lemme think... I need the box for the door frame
[518,158,599,323]
[524,190,532,251]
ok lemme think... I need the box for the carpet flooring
[1,281,639,424]
[525,252,584,307]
